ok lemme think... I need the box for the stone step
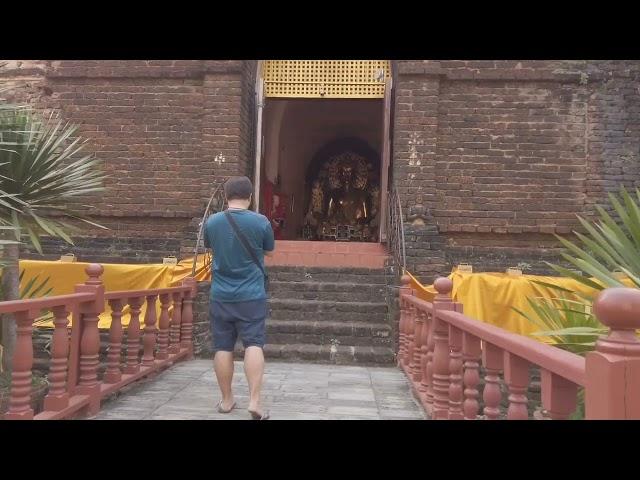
[268,266,388,285]
[233,343,396,366]
[268,265,387,273]
[268,299,388,323]
[269,298,387,314]
[269,311,388,323]
[266,319,392,346]
[272,241,388,254]
[265,241,388,268]
[269,281,388,302]
[266,334,391,347]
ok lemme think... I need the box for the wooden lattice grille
[263,60,391,99]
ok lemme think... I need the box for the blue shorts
[210,299,268,352]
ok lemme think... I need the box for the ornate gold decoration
[303,149,379,242]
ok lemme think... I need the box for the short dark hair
[224,176,253,201]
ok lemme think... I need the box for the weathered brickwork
[1,60,256,264]
[583,61,640,211]
[393,60,640,283]
[2,60,640,279]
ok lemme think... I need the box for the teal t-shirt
[203,209,275,302]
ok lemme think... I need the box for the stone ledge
[398,63,583,83]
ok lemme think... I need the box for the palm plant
[0,89,106,372]
[513,282,605,355]
[0,271,54,371]
[516,186,640,355]
[19,271,55,326]
[548,186,640,291]
[0,87,26,268]
[513,186,640,420]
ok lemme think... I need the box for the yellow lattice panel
[263,60,391,99]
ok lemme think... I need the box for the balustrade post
[142,294,158,368]
[482,342,503,420]
[411,304,424,382]
[168,292,183,354]
[462,332,481,420]
[74,264,104,417]
[586,287,640,419]
[398,296,406,365]
[103,299,124,384]
[180,277,197,357]
[43,305,71,411]
[398,274,412,367]
[124,297,143,374]
[432,277,454,420]
[541,369,577,420]
[405,301,416,376]
[424,311,436,409]
[4,310,36,419]
[448,325,464,419]
[504,352,529,420]
[156,293,171,360]
[418,310,430,399]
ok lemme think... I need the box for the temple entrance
[259,100,384,241]
[253,61,393,243]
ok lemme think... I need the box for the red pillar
[586,287,640,419]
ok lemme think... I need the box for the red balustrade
[398,275,640,420]
[0,264,198,420]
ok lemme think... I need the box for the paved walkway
[95,360,425,420]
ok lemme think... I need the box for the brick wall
[584,61,640,211]
[393,60,640,283]
[1,60,258,264]
[3,60,640,279]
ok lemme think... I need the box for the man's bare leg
[244,346,265,415]
[214,351,235,410]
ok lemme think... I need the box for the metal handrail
[191,184,225,276]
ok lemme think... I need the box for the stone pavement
[95,360,426,420]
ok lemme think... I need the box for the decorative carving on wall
[407,194,430,226]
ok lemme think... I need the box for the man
[204,176,275,420]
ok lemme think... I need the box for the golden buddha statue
[304,150,378,241]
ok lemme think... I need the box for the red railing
[0,264,197,420]
[398,275,640,420]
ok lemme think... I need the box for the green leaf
[0,105,106,246]
[548,263,604,291]
[26,227,42,253]
[530,280,580,294]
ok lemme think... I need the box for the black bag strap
[223,210,266,278]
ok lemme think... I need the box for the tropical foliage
[515,186,640,356]
[513,283,605,355]
[0,109,106,250]
[0,85,106,372]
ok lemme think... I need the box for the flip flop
[217,400,236,414]
[248,409,270,420]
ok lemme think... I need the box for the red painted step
[266,241,388,268]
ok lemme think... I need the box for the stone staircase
[232,241,396,365]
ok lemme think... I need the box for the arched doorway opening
[253,61,393,243]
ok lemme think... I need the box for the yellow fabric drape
[405,269,608,336]
[20,255,623,337]
[20,258,211,329]
[407,271,437,303]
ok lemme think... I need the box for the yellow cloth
[406,269,604,336]
[20,257,211,329]
[407,271,437,303]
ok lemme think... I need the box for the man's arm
[263,218,275,257]
[203,217,212,250]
